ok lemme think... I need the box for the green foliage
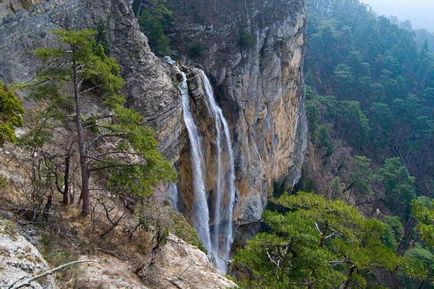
[234,192,399,289]
[26,29,175,205]
[306,0,434,196]
[317,124,334,157]
[351,155,375,196]
[338,100,370,148]
[188,42,204,58]
[412,197,434,246]
[382,216,404,250]
[238,30,256,49]
[379,158,416,219]
[329,176,344,199]
[136,0,172,55]
[400,246,433,285]
[103,106,176,197]
[0,82,24,145]
[0,175,8,190]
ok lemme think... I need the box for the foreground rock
[140,235,237,289]
[0,219,56,289]
[64,256,149,289]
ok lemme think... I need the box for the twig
[8,260,98,289]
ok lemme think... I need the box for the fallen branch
[8,260,98,289]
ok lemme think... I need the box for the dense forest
[234,0,434,288]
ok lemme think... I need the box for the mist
[361,0,434,32]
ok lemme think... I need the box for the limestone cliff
[0,0,307,278]
[0,0,183,161]
[170,0,307,226]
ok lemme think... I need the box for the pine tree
[0,82,24,145]
[234,192,400,289]
[26,29,176,216]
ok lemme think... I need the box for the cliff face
[0,0,307,274]
[170,0,307,225]
[0,0,183,161]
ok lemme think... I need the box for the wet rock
[170,0,307,226]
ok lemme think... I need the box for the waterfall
[199,70,235,274]
[179,72,212,252]
[179,69,235,274]
[168,183,179,211]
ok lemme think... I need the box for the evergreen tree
[26,29,175,216]
[379,158,416,219]
[0,82,24,145]
[234,192,399,289]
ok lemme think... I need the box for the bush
[0,82,24,145]
[138,10,171,55]
[238,31,256,49]
[136,0,172,56]
[188,42,204,58]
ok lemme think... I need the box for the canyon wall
[0,0,307,253]
[0,0,183,161]
[170,0,307,226]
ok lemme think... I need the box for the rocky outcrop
[170,0,307,225]
[140,235,237,289]
[64,256,149,289]
[0,0,182,161]
[0,219,56,289]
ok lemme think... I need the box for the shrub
[238,31,256,49]
[188,42,204,58]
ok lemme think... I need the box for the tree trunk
[343,265,356,289]
[397,218,415,256]
[72,54,90,217]
[62,153,70,205]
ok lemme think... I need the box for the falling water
[199,70,236,274]
[179,69,235,274]
[168,183,179,211]
[179,72,212,252]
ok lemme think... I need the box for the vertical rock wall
[0,0,183,161]
[169,0,307,226]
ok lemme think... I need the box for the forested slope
[233,0,434,288]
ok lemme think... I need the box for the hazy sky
[361,0,434,32]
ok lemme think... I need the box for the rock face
[0,219,56,289]
[169,0,307,225]
[140,235,237,289]
[64,256,149,289]
[0,0,182,161]
[0,0,307,266]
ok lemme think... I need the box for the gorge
[0,0,307,287]
[1,0,433,288]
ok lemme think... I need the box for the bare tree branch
[8,260,98,289]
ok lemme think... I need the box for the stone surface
[140,235,237,289]
[0,219,56,289]
[0,0,183,161]
[0,0,307,259]
[64,255,149,289]
[170,0,307,225]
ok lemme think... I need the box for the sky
[361,0,434,32]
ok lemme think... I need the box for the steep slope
[0,0,182,161]
[0,0,308,280]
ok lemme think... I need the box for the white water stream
[179,70,236,273]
